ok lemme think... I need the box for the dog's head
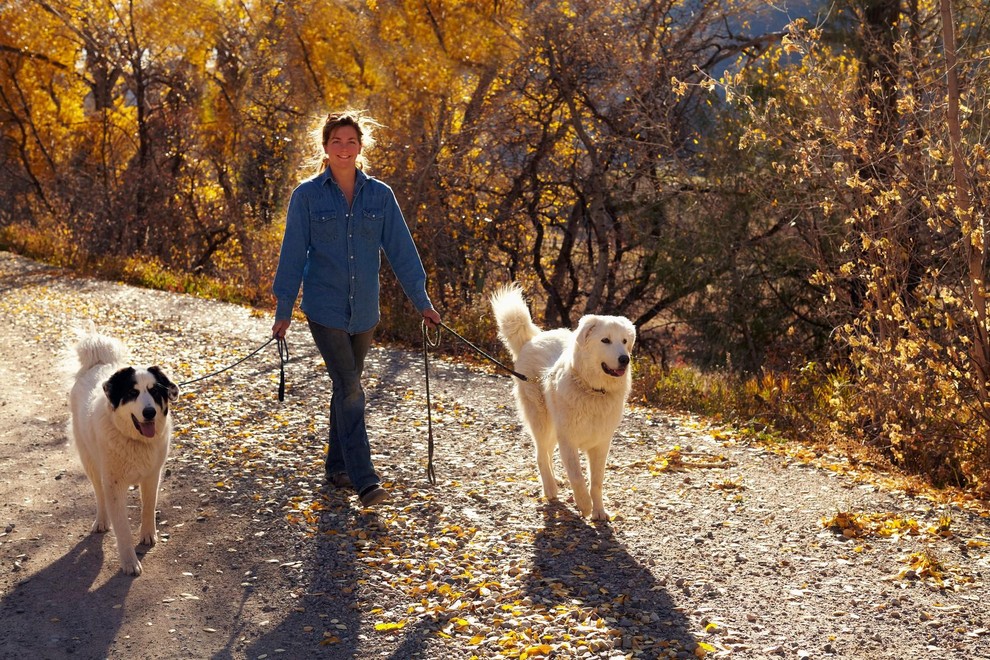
[103,366,179,440]
[576,314,637,380]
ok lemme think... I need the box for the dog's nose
[142,406,157,420]
[619,354,629,366]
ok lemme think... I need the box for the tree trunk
[939,0,989,402]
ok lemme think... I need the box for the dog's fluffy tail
[73,322,127,372]
[490,283,541,360]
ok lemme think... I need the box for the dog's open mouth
[601,362,626,377]
[132,415,157,438]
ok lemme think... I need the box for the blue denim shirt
[272,168,432,333]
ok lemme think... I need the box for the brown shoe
[326,471,351,488]
[359,485,389,507]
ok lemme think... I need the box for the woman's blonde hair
[311,110,380,173]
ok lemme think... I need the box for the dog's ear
[624,318,637,343]
[148,366,179,402]
[576,316,598,344]
[103,367,137,408]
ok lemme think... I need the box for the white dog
[491,284,635,520]
[69,328,178,575]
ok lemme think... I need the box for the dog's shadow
[0,534,133,657]
[525,502,697,654]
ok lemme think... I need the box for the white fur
[491,283,636,520]
[68,328,177,575]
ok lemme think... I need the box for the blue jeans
[307,320,378,493]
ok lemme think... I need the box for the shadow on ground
[0,535,132,658]
[527,503,697,656]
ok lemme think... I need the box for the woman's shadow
[525,502,697,655]
[0,535,132,658]
[233,488,366,660]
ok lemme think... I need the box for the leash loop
[276,337,289,402]
[422,321,438,485]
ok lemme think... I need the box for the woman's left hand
[422,308,441,328]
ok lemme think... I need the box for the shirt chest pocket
[311,211,338,243]
[360,209,384,241]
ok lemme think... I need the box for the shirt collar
[320,167,369,188]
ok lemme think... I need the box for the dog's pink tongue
[138,421,156,438]
[602,363,626,377]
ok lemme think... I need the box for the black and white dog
[69,327,178,575]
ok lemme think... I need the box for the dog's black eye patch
[148,366,179,403]
[103,367,138,408]
[148,383,175,407]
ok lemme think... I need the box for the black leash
[422,323,439,485]
[421,320,527,485]
[436,321,528,381]
[178,336,289,401]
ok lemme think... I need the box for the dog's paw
[138,529,158,546]
[591,507,611,521]
[120,555,143,576]
[542,483,559,500]
[572,492,593,518]
[91,519,110,534]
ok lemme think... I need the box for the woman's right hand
[272,319,291,339]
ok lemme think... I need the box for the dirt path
[1,250,989,660]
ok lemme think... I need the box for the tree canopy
[3,0,989,485]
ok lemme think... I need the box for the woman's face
[325,125,361,171]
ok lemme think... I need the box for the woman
[271,111,441,508]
